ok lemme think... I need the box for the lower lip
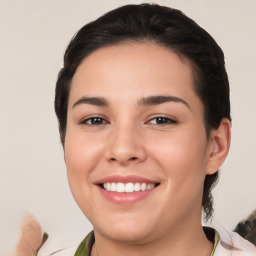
[98,186,157,204]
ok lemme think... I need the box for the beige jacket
[214,231,256,255]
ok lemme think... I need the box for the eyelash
[80,116,109,125]
[80,116,177,126]
[147,116,177,125]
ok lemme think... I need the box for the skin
[65,42,231,256]
[15,215,42,256]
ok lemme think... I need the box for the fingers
[15,215,43,256]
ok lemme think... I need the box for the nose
[105,124,147,166]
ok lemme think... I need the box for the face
[65,43,214,243]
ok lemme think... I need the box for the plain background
[1,0,256,254]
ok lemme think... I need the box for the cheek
[64,130,107,215]
[64,129,105,195]
[65,130,101,169]
[150,126,208,190]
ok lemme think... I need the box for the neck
[91,220,213,256]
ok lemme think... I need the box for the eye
[81,116,108,125]
[148,116,177,125]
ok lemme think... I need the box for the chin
[93,215,158,244]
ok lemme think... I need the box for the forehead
[69,42,199,108]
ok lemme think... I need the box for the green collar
[203,226,220,256]
[75,231,95,256]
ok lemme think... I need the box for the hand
[15,215,43,256]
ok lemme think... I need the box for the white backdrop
[1,0,256,255]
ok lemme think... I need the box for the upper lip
[94,175,159,185]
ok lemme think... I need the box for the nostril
[108,155,141,163]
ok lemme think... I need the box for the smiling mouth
[99,182,160,193]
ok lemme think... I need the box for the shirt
[38,227,256,256]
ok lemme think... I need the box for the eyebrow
[72,95,190,109]
[72,96,109,108]
[138,95,191,109]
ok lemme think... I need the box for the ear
[206,118,231,175]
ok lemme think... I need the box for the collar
[74,227,219,256]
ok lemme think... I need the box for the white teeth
[110,182,116,191]
[102,182,156,193]
[103,182,112,191]
[146,184,155,190]
[116,183,125,192]
[134,183,140,192]
[125,182,133,193]
[141,183,147,191]
[146,184,151,190]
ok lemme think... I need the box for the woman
[16,3,256,256]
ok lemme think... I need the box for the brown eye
[148,117,177,125]
[81,117,107,125]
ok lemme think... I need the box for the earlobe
[206,118,231,175]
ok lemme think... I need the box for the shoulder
[214,230,256,256]
[37,236,80,256]
[39,245,79,256]
[37,231,94,256]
